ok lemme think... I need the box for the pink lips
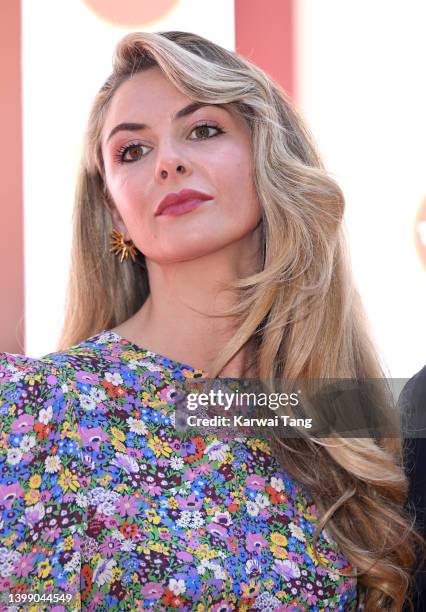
[155,189,213,217]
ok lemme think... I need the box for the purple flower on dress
[141,582,164,599]
[194,463,212,475]
[46,374,58,385]
[206,523,228,539]
[179,440,196,457]
[272,559,301,580]
[246,474,266,490]
[170,439,181,451]
[43,526,61,543]
[187,536,201,549]
[158,385,177,401]
[302,589,318,605]
[183,467,198,481]
[15,553,36,578]
[176,551,193,562]
[146,482,162,496]
[127,448,143,459]
[79,426,109,450]
[0,483,24,509]
[87,591,105,609]
[212,511,231,526]
[39,490,52,503]
[117,494,139,517]
[104,516,120,529]
[11,413,35,434]
[175,493,202,511]
[23,502,45,527]
[246,532,268,552]
[0,364,13,383]
[75,371,100,385]
[206,577,223,595]
[288,551,304,564]
[99,536,121,556]
[110,453,139,474]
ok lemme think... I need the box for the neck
[115,229,262,377]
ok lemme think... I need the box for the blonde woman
[0,31,422,611]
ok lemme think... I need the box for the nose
[154,140,192,182]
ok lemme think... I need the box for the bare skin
[101,67,262,377]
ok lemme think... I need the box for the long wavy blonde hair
[58,31,423,609]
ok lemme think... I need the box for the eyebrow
[105,102,231,144]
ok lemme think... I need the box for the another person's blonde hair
[58,31,423,609]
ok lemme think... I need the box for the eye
[188,122,225,140]
[114,142,151,164]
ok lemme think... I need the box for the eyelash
[114,122,226,164]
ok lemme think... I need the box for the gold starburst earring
[110,229,138,263]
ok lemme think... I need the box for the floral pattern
[0,330,358,611]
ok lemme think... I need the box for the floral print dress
[0,330,358,611]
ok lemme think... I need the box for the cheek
[216,147,253,192]
[217,146,259,211]
[108,170,148,217]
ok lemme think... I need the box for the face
[101,67,262,264]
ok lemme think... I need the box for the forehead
[106,67,188,121]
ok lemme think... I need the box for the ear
[103,189,130,240]
[109,204,129,237]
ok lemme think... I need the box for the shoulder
[400,364,426,409]
[399,364,426,444]
[0,350,69,414]
[400,364,426,445]
[0,350,49,382]
[0,330,131,394]
[0,333,115,421]
[35,329,156,382]
[0,350,78,457]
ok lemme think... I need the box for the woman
[0,31,421,610]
